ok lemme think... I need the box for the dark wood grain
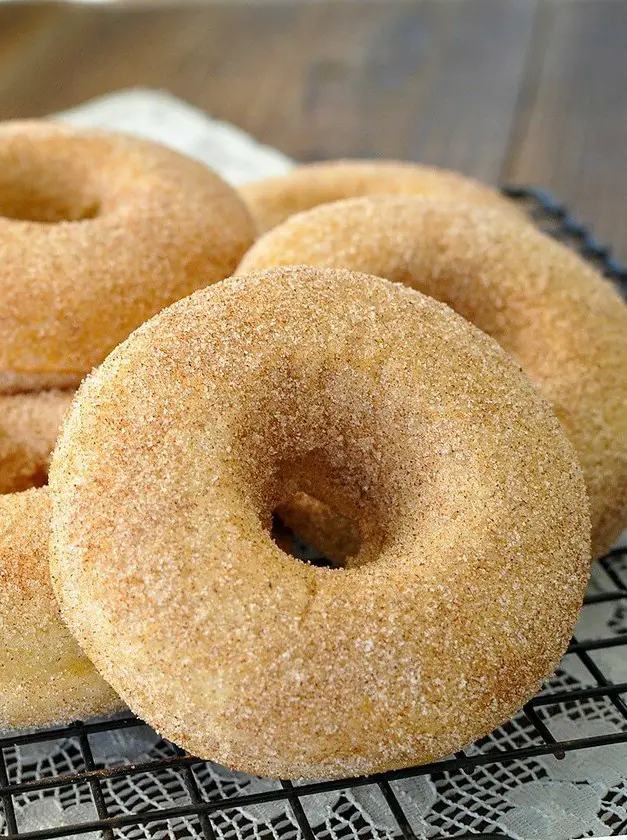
[0,0,535,185]
[504,0,627,261]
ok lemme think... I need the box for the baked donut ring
[0,390,73,493]
[0,488,123,730]
[50,267,589,779]
[240,159,519,233]
[0,120,255,392]
[238,197,627,557]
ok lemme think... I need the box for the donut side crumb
[0,487,123,730]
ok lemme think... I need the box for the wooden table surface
[0,0,625,260]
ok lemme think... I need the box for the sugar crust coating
[238,197,627,557]
[0,390,73,493]
[0,487,123,730]
[240,159,519,233]
[0,120,255,392]
[50,267,589,779]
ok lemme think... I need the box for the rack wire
[2,187,626,840]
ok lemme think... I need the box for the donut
[238,197,627,557]
[0,488,123,730]
[50,267,589,779]
[0,390,73,493]
[240,159,519,233]
[0,120,255,393]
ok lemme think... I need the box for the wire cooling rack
[1,188,627,840]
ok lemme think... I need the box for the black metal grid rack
[1,188,627,840]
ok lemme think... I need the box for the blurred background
[0,0,625,260]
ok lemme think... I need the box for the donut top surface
[50,267,589,779]
[0,120,255,392]
[240,159,519,233]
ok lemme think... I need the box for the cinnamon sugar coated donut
[0,120,255,392]
[0,488,123,729]
[50,267,589,779]
[240,159,519,233]
[238,197,627,557]
[0,390,73,493]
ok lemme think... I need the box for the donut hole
[272,492,362,569]
[249,382,394,571]
[0,190,100,224]
[0,167,101,223]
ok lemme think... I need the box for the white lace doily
[4,89,625,840]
